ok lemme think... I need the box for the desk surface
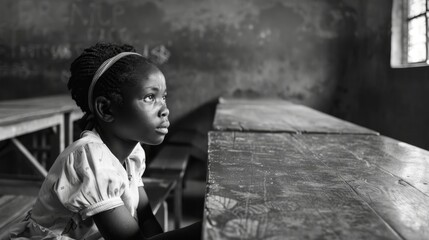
[213,98,378,135]
[0,94,80,125]
[203,131,429,239]
[0,95,80,182]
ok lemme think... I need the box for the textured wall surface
[331,0,429,150]
[0,0,357,123]
[5,0,425,150]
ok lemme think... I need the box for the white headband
[88,52,142,113]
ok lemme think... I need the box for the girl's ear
[94,96,115,123]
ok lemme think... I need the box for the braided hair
[67,43,159,130]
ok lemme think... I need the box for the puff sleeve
[53,142,127,220]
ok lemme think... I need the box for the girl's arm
[137,186,164,237]
[93,205,145,240]
[136,186,203,240]
[94,207,202,240]
[93,187,163,240]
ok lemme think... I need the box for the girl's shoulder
[52,130,145,175]
[55,130,117,168]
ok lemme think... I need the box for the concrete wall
[0,0,357,125]
[331,0,429,150]
[4,0,425,150]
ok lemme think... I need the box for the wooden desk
[203,131,429,239]
[0,95,82,179]
[213,98,378,135]
[0,94,83,146]
[0,108,65,177]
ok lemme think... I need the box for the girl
[5,43,201,239]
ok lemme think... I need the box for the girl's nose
[159,104,169,118]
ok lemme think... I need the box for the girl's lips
[155,127,168,135]
[155,121,169,135]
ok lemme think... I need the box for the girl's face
[112,70,169,145]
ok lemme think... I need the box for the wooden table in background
[203,131,429,239]
[0,95,83,147]
[0,107,65,178]
[213,98,378,135]
[0,95,82,189]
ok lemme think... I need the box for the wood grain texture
[0,179,43,196]
[203,131,429,239]
[0,94,77,110]
[293,134,429,239]
[213,98,378,135]
[218,97,295,106]
[0,114,64,141]
[0,94,80,148]
[0,94,80,125]
[0,195,36,238]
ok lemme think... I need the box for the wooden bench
[146,145,190,229]
[0,195,36,239]
[143,177,176,231]
[0,178,42,196]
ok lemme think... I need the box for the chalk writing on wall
[148,45,171,64]
[0,44,170,85]
[67,2,132,44]
[5,42,171,63]
[14,44,73,60]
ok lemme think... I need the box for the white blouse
[5,130,146,240]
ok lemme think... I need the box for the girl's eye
[143,94,155,102]
[162,94,167,102]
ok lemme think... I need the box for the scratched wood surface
[0,195,36,239]
[0,114,64,141]
[203,131,429,239]
[0,94,80,125]
[0,94,77,110]
[213,98,378,135]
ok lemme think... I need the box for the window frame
[391,0,429,68]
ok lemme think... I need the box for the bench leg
[41,132,48,167]
[50,122,65,159]
[10,138,47,177]
[154,200,169,231]
[162,201,168,231]
[174,177,183,229]
[31,135,39,166]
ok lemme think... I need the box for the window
[391,0,429,67]
[407,0,427,63]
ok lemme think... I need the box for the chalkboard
[0,0,358,122]
[0,0,171,99]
